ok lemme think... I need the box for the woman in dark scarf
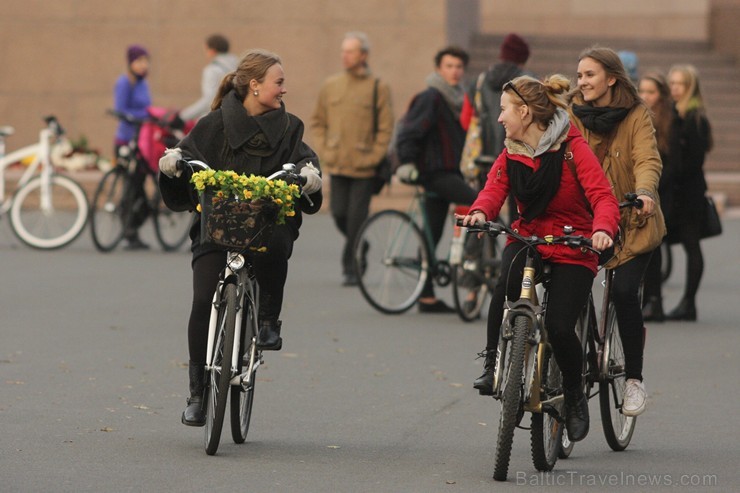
[460,75,619,442]
[158,49,323,427]
[569,47,666,418]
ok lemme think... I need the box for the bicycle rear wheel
[9,174,88,249]
[205,283,238,455]
[90,167,129,252]
[152,187,192,251]
[452,233,498,322]
[493,316,527,482]
[599,302,636,451]
[531,345,564,472]
[354,210,430,314]
[231,294,258,444]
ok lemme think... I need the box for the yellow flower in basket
[190,169,300,225]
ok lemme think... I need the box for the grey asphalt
[2,213,739,492]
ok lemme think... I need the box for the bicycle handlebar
[175,159,308,186]
[107,109,173,130]
[457,218,598,254]
[619,192,643,210]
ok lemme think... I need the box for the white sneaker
[622,379,647,416]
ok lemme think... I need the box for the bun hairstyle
[211,49,282,110]
[505,74,571,129]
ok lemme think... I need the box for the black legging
[420,172,477,298]
[673,218,704,304]
[486,242,595,391]
[642,243,663,302]
[611,251,652,381]
[187,225,294,364]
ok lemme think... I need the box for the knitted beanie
[499,33,530,65]
[127,44,149,64]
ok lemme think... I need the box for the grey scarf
[425,72,464,118]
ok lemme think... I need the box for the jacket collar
[221,90,289,150]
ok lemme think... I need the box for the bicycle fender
[505,299,541,345]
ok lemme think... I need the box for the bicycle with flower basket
[177,159,307,455]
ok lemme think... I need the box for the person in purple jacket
[113,44,152,249]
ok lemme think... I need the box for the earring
[253,91,258,96]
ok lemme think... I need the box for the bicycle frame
[205,252,261,390]
[492,253,562,416]
[0,121,58,214]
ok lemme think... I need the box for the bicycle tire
[452,234,497,322]
[9,174,88,250]
[152,186,192,251]
[531,345,564,472]
[599,302,636,451]
[90,167,129,252]
[354,210,430,314]
[205,283,238,455]
[231,294,258,444]
[493,316,527,482]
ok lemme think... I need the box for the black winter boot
[666,298,697,321]
[182,362,206,426]
[473,349,496,396]
[564,387,589,442]
[257,320,282,350]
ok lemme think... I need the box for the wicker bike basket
[199,190,279,250]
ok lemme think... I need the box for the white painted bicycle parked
[0,116,89,249]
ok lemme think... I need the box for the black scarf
[572,105,630,135]
[507,145,566,222]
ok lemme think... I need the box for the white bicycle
[0,116,89,249]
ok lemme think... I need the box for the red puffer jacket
[470,125,619,274]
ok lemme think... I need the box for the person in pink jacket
[459,74,619,442]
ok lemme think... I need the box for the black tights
[486,242,594,391]
[675,220,704,303]
[610,251,652,381]
[187,225,294,364]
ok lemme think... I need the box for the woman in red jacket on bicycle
[459,74,619,442]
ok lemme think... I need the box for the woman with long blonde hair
[665,64,713,321]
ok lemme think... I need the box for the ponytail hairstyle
[570,46,641,110]
[505,74,570,130]
[211,49,282,110]
[639,71,674,155]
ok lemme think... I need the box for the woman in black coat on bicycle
[158,49,323,426]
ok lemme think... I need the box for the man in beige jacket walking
[311,32,394,286]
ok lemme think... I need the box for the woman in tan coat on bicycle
[569,46,666,417]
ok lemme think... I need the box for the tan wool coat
[570,105,667,267]
[310,70,394,178]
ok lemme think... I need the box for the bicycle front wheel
[531,345,564,472]
[231,294,258,444]
[9,174,88,249]
[354,210,430,314]
[205,283,238,455]
[599,303,636,451]
[152,187,192,251]
[493,316,527,482]
[90,167,128,252]
[452,233,497,322]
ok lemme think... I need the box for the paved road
[2,213,739,492]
